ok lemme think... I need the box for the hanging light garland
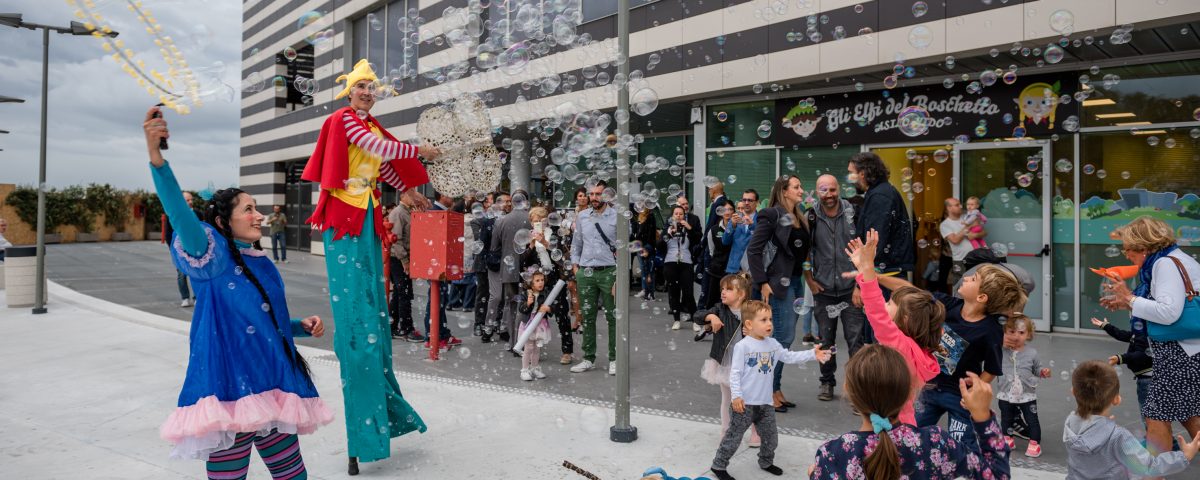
[67,0,202,114]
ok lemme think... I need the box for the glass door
[953,141,1053,331]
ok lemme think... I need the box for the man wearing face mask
[846,152,914,292]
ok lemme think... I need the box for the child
[516,269,554,381]
[144,107,335,475]
[845,230,945,425]
[710,300,831,480]
[963,196,989,250]
[996,314,1051,457]
[1064,360,1200,479]
[695,273,760,447]
[809,345,1010,480]
[873,228,1027,453]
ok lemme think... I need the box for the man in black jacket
[469,192,497,337]
[848,152,913,344]
[847,152,914,284]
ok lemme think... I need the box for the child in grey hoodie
[997,314,1051,458]
[1064,360,1200,479]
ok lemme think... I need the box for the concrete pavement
[0,277,1068,478]
[40,240,1167,471]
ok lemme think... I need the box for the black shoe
[694,330,709,342]
[818,383,835,401]
[498,331,510,342]
[761,464,783,476]
[481,332,493,344]
[711,468,735,480]
[391,329,407,339]
[403,331,426,343]
[348,457,359,476]
[473,325,484,337]
[774,405,788,413]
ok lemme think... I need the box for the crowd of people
[145,58,1200,479]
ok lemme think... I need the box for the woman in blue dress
[145,107,334,479]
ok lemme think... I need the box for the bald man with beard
[804,174,867,402]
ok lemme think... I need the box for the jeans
[447,273,476,309]
[176,269,192,301]
[473,271,490,329]
[664,261,695,320]
[916,388,979,452]
[577,266,617,363]
[388,257,414,333]
[422,279,451,339]
[271,231,286,261]
[998,400,1041,442]
[796,282,814,337]
[638,249,656,297]
[815,292,867,386]
[767,275,802,393]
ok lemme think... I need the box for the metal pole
[32,26,49,315]
[610,0,637,443]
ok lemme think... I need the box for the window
[637,135,692,222]
[352,1,418,83]
[279,44,314,111]
[1081,72,1200,128]
[1078,128,1200,330]
[582,0,655,23]
[706,149,776,219]
[707,101,775,148]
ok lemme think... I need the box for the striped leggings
[206,430,306,480]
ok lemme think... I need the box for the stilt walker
[301,59,438,475]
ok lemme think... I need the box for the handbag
[1146,256,1200,342]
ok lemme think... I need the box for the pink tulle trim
[160,389,333,459]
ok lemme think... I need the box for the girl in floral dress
[809,345,1010,480]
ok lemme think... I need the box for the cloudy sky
[0,0,241,191]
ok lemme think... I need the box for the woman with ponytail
[145,107,334,478]
[809,345,1010,480]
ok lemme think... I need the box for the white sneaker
[634,291,645,299]
[693,322,702,333]
[180,299,193,308]
[570,360,595,373]
[671,321,681,330]
[608,361,617,375]
[531,366,546,379]
[520,369,533,381]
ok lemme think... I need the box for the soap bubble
[1044,45,1065,64]
[1055,159,1073,172]
[632,88,659,116]
[367,333,378,344]
[283,47,298,62]
[1105,245,1122,258]
[500,42,531,75]
[756,121,773,139]
[246,326,256,334]
[897,106,930,137]
[727,175,738,184]
[579,406,608,434]
[933,149,949,163]
[990,243,1009,257]
[1049,10,1075,35]
[912,1,929,18]
[908,26,933,49]
[1096,169,1108,179]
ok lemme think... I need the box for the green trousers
[576,266,616,363]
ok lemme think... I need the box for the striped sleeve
[341,111,418,161]
[378,160,406,192]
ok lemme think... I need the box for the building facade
[241,0,1200,334]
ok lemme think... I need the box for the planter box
[76,233,98,243]
[147,232,162,241]
[112,232,133,241]
[44,234,61,244]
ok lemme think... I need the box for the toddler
[516,270,553,381]
[996,314,1051,457]
[963,196,989,250]
[710,300,830,480]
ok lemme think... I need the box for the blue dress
[152,162,333,459]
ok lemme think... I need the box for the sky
[0,0,242,191]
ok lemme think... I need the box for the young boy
[710,300,830,480]
[1064,360,1200,479]
[876,251,1027,452]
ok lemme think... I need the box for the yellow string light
[69,0,202,114]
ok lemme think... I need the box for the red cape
[302,106,428,241]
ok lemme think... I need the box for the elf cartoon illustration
[1014,82,1061,129]
[782,98,823,139]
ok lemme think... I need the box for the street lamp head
[0,13,24,28]
[69,20,117,37]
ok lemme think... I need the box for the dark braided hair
[207,188,313,381]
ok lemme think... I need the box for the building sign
[774,74,1079,147]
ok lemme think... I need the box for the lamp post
[0,13,118,314]
[609,0,637,444]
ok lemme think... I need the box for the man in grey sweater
[388,193,423,342]
[804,174,868,402]
[485,191,529,349]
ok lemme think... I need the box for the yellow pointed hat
[334,59,378,100]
